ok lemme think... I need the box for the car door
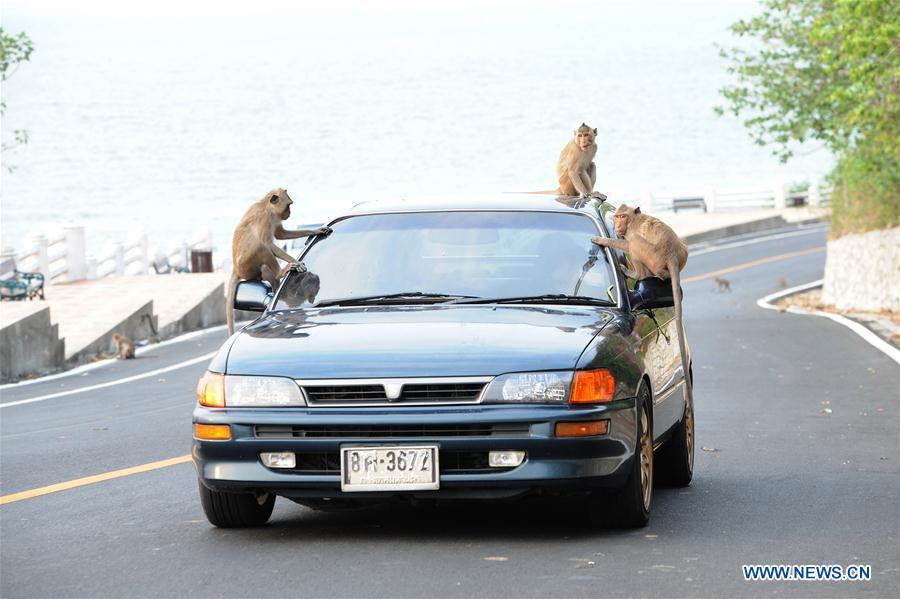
[596,204,683,440]
[638,306,683,440]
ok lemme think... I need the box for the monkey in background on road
[112,334,135,359]
[590,204,693,405]
[227,188,330,335]
[557,123,600,198]
[714,277,732,292]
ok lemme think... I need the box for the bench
[672,197,707,213]
[0,256,45,301]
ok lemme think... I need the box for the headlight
[197,372,306,407]
[482,371,573,404]
[225,375,306,407]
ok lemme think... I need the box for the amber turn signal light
[570,369,615,404]
[555,420,609,437]
[196,371,225,407]
[194,423,232,440]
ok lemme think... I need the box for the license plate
[340,445,439,492]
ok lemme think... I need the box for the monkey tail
[226,272,238,336]
[669,258,693,407]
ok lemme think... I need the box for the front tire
[657,390,694,487]
[616,386,653,527]
[198,481,275,528]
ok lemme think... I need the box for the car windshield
[273,210,616,309]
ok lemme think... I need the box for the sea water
[0,1,833,259]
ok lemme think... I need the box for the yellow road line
[0,454,192,506]
[683,246,825,284]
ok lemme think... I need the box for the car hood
[226,304,614,378]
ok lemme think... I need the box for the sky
[5,0,758,17]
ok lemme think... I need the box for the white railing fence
[5,227,215,284]
[623,181,831,214]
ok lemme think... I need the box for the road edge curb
[757,280,900,364]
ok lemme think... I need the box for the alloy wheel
[640,403,653,511]
[685,399,694,474]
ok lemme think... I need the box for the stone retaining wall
[0,304,65,382]
[822,227,900,313]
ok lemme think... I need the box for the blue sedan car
[193,194,693,528]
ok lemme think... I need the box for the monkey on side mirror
[227,188,330,335]
[591,204,693,405]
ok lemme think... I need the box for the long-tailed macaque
[557,123,598,197]
[112,334,135,359]
[714,277,732,292]
[590,204,693,405]
[227,188,330,334]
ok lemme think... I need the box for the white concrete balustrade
[5,227,214,284]
[625,181,830,214]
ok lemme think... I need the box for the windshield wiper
[315,292,478,307]
[448,294,614,306]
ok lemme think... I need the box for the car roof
[344,193,609,218]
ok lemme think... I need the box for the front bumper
[193,401,637,500]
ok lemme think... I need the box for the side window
[601,211,632,282]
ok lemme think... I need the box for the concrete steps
[0,273,230,381]
[40,279,157,363]
[0,302,65,382]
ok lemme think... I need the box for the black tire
[198,481,275,528]
[657,389,694,487]
[583,385,653,528]
[616,386,653,528]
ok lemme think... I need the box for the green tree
[717,0,899,237]
[1,28,34,160]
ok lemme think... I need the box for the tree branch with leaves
[717,0,899,237]
[1,28,35,163]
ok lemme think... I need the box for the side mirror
[234,280,273,312]
[628,277,677,310]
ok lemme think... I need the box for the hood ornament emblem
[384,383,403,401]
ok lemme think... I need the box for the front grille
[300,379,489,406]
[400,383,485,403]
[304,385,387,403]
[255,423,530,439]
[285,451,507,474]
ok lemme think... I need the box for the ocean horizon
[1,1,833,260]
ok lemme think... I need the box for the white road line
[0,323,235,391]
[757,280,900,364]
[0,351,217,409]
[689,225,827,256]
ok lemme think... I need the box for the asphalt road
[2,223,898,598]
